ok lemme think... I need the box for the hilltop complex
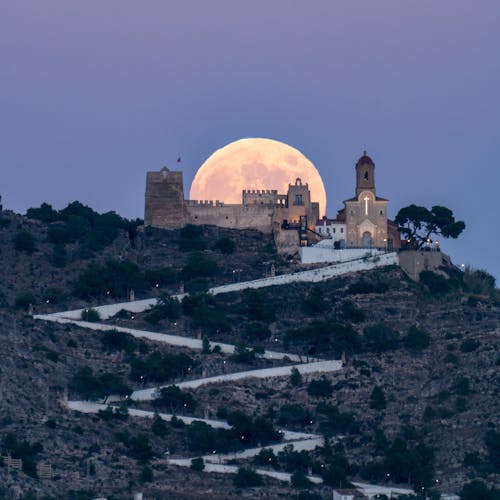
[145,152,401,254]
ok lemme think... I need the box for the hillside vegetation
[0,205,498,499]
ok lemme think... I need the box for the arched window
[364,171,369,181]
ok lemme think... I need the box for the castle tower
[355,151,376,196]
[144,166,187,229]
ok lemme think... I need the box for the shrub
[363,324,400,352]
[144,266,178,287]
[42,287,64,304]
[184,277,210,294]
[463,451,482,467]
[278,404,312,427]
[453,376,471,395]
[15,292,36,310]
[26,202,59,222]
[316,403,359,435]
[307,379,333,398]
[182,252,218,281]
[460,339,480,353]
[0,216,11,228]
[190,457,205,471]
[463,267,496,295]
[231,343,259,364]
[145,294,181,323]
[348,280,389,295]
[152,385,197,412]
[69,367,132,400]
[128,434,154,463]
[278,446,313,473]
[130,352,195,383]
[234,467,262,487]
[81,308,100,322]
[179,224,206,251]
[284,321,360,357]
[73,259,149,299]
[460,480,500,500]
[14,230,36,254]
[51,244,67,268]
[419,271,452,295]
[245,322,271,341]
[484,429,500,470]
[290,367,302,387]
[403,325,430,351]
[100,330,137,353]
[341,300,365,322]
[151,415,168,437]
[140,466,153,482]
[302,286,328,313]
[370,386,386,411]
[213,237,235,254]
[245,289,275,321]
[291,470,312,489]
[253,448,277,467]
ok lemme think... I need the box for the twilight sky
[1,1,499,281]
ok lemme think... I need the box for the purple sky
[1,1,499,281]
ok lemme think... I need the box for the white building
[315,217,346,248]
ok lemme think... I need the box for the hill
[0,206,498,499]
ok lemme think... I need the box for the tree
[370,386,387,411]
[190,457,205,471]
[14,230,36,254]
[234,467,262,487]
[395,204,465,248]
[290,367,302,386]
[307,379,333,398]
[460,479,500,500]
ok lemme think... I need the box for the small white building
[315,217,346,248]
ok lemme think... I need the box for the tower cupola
[355,150,376,196]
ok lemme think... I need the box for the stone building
[144,151,400,253]
[145,166,319,237]
[315,152,400,251]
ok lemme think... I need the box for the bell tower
[355,151,376,196]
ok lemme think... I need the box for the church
[144,152,401,256]
[314,152,400,251]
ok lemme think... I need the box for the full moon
[189,138,327,217]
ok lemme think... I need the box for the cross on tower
[364,196,369,215]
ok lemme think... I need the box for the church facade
[316,153,400,251]
[144,152,400,253]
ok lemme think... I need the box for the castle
[144,152,401,254]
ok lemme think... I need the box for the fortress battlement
[186,199,226,207]
[242,189,278,195]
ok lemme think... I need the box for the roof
[356,151,375,166]
[343,196,388,202]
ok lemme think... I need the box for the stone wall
[187,203,275,233]
[144,167,186,229]
[398,250,453,281]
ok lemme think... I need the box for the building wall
[144,167,187,229]
[345,191,388,248]
[186,202,275,233]
[242,189,278,206]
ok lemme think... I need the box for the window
[333,227,336,233]
[380,210,384,215]
[341,228,344,233]
[294,194,303,205]
[364,171,369,181]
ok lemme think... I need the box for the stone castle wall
[144,168,186,229]
[186,203,275,233]
[145,168,318,237]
